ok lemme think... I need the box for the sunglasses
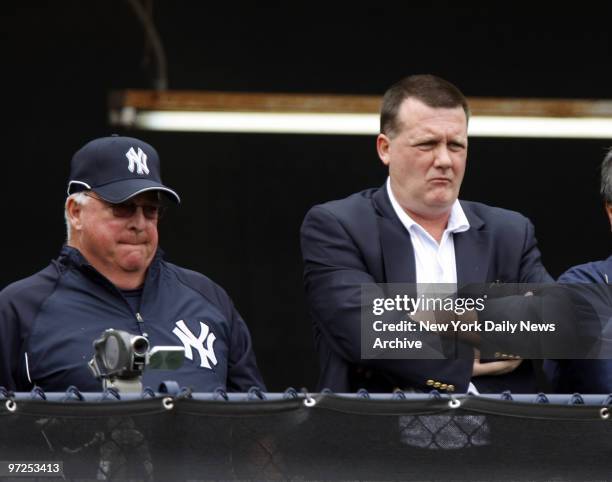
[84,192,166,220]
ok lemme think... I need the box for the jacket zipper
[81,261,148,335]
[135,312,148,338]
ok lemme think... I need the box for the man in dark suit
[300,74,552,393]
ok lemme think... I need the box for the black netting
[0,394,611,481]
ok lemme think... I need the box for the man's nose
[127,206,148,230]
[433,145,453,168]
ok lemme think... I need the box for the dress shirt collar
[386,177,470,236]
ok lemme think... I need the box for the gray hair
[602,148,612,203]
[64,191,90,243]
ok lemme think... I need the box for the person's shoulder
[558,256,612,283]
[460,199,529,221]
[305,187,379,220]
[0,263,63,328]
[460,200,530,227]
[161,261,233,308]
[0,262,61,305]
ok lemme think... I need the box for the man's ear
[376,133,391,166]
[66,197,84,231]
[606,202,612,231]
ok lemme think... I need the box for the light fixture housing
[109,90,612,138]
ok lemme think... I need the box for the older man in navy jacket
[0,135,264,393]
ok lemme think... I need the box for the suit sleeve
[519,218,553,283]
[301,205,470,391]
[476,218,597,359]
[471,217,556,356]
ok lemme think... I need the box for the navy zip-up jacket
[0,246,265,392]
[544,256,612,393]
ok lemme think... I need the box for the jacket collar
[452,211,491,286]
[373,186,416,283]
[603,255,612,283]
[59,245,165,284]
[371,184,490,286]
[372,183,486,229]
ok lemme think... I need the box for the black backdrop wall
[2,3,611,390]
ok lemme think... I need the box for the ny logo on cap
[125,147,150,175]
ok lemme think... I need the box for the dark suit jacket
[300,185,552,393]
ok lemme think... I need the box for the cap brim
[93,179,181,204]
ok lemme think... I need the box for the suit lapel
[373,187,493,286]
[373,186,416,283]
[454,202,491,286]
[378,217,417,283]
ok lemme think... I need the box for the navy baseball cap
[67,135,180,203]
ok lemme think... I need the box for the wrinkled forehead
[397,98,468,136]
[397,97,468,124]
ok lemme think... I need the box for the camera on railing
[88,329,184,393]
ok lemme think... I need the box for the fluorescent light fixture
[121,110,612,138]
[130,111,378,135]
[469,116,612,139]
[110,91,612,138]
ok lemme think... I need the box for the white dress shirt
[386,177,470,284]
[387,178,479,394]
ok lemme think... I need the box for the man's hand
[431,307,481,345]
[472,349,522,376]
